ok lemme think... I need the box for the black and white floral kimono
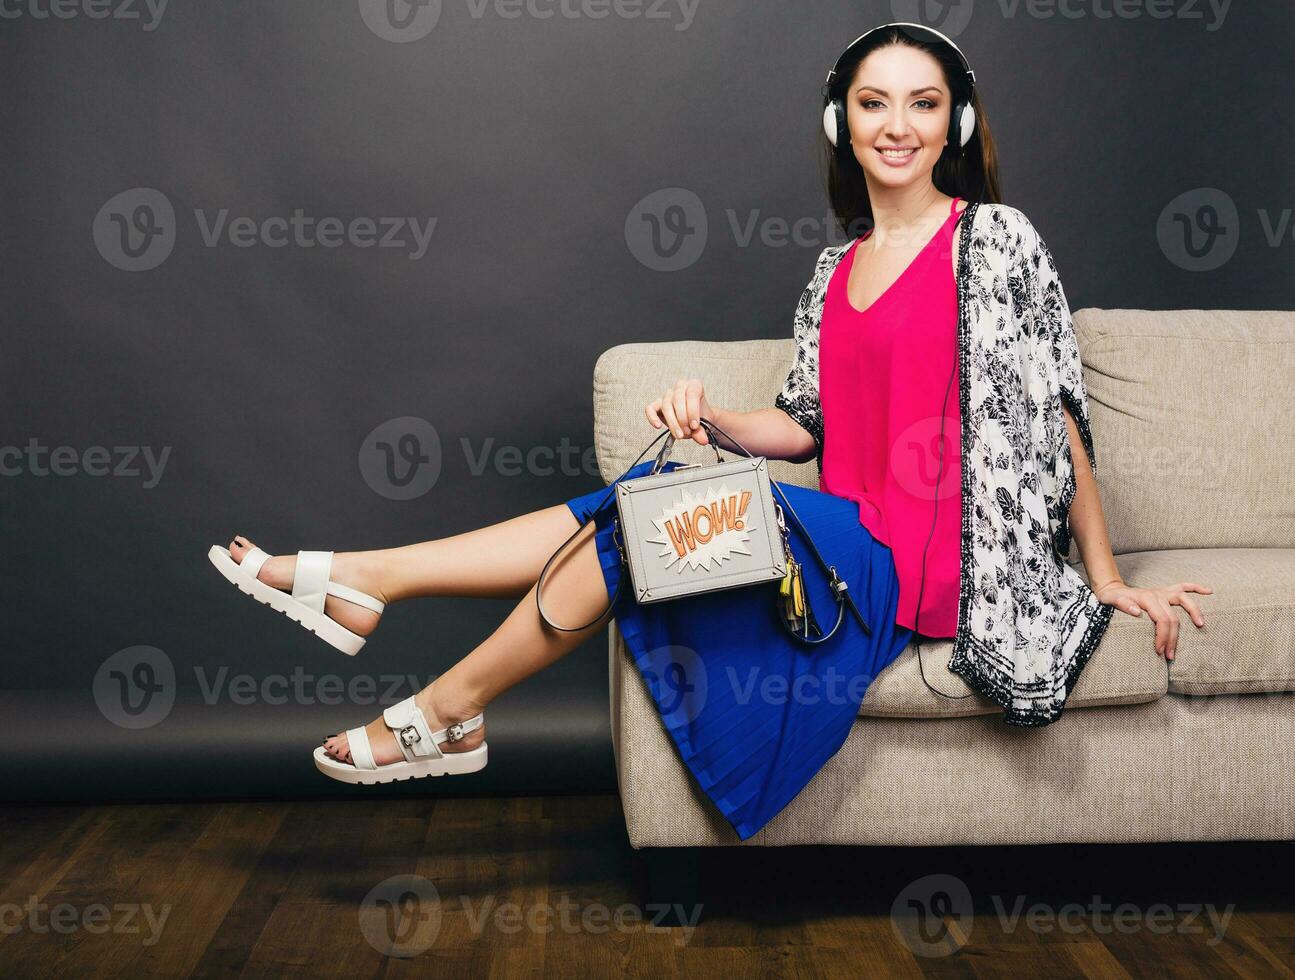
[774,200,1115,727]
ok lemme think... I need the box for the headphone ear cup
[957,103,977,147]
[822,100,845,148]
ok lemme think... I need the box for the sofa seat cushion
[858,605,1167,721]
[858,547,1295,719]
[1093,548,1295,696]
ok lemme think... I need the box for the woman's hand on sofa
[646,378,716,445]
[1093,580,1213,660]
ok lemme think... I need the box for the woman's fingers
[645,399,664,429]
[670,379,709,444]
[1147,598,1174,659]
[1166,601,1179,659]
[660,391,684,438]
[1172,591,1206,628]
[671,381,691,436]
[684,380,702,429]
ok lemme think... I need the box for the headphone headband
[823,22,975,97]
[820,21,979,153]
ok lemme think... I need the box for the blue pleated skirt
[565,459,914,841]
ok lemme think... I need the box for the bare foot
[228,535,388,638]
[323,680,486,767]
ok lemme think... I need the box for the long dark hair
[821,26,1003,237]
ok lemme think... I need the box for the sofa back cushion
[592,339,820,489]
[593,310,1295,555]
[1073,309,1295,554]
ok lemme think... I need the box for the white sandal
[207,545,385,656]
[313,695,487,784]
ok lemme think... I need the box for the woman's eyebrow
[853,85,943,97]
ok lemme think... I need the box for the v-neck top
[818,196,965,638]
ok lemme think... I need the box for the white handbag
[535,417,871,645]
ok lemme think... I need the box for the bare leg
[224,501,593,636]
[323,518,613,766]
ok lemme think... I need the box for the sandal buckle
[399,725,421,747]
[445,722,465,744]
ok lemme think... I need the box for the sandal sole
[312,743,488,784]
[207,545,367,656]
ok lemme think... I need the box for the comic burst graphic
[643,483,759,573]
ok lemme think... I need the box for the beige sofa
[594,309,1295,866]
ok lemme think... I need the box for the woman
[209,23,1210,841]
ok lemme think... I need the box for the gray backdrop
[3,0,1292,802]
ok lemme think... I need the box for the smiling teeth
[879,148,916,157]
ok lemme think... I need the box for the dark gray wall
[3,1,1292,802]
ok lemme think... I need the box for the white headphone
[822,22,977,153]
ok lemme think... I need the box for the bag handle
[534,425,676,633]
[535,417,871,643]
[694,416,872,644]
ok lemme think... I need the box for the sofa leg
[640,846,703,926]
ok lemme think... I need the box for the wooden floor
[1,794,1292,978]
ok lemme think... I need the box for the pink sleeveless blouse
[819,196,965,638]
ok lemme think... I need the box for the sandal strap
[383,696,484,764]
[291,551,334,615]
[240,547,271,581]
[327,581,385,614]
[347,725,377,770]
[276,550,385,614]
